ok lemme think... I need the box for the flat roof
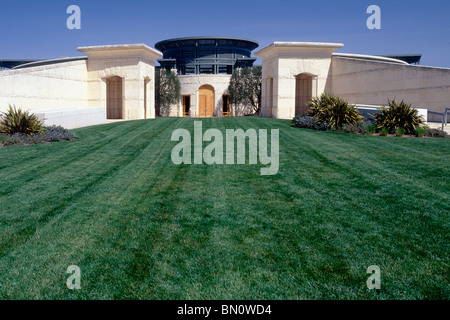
[255,42,345,58]
[382,54,422,64]
[333,53,408,65]
[11,57,88,70]
[0,59,41,69]
[78,43,162,61]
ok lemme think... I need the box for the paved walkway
[427,122,450,134]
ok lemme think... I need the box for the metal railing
[427,111,446,131]
[355,104,381,122]
[445,108,450,126]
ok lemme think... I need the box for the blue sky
[1,0,449,67]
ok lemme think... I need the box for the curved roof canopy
[155,37,259,75]
[155,36,259,52]
[0,60,41,69]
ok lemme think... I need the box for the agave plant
[374,100,424,135]
[0,105,43,135]
[307,93,363,129]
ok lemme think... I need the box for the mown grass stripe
[0,117,448,299]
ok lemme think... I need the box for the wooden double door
[106,76,123,119]
[295,74,313,117]
[198,85,214,117]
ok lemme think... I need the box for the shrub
[42,125,75,142]
[424,127,448,138]
[0,125,75,146]
[415,127,425,138]
[395,127,405,137]
[307,93,363,129]
[380,128,389,136]
[155,69,181,117]
[340,122,371,134]
[367,123,377,134]
[292,115,330,131]
[0,105,43,135]
[341,124,359,134]
[374,100,424,135]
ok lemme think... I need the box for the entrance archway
[198,85,214,117]
[222,95,230,117]
[295,74,313,116]
[182,95,191,117]
[106,76,123,119]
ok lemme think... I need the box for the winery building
[0,37,449,129]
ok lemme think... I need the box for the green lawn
[0,117,448,300]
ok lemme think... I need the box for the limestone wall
[328,57,450,113]
[0,60,89,112]
[79,44,161,120]
[35,107,106,129]
[275,56,332,119]
[85,57,153,120]
[256,42,344,119]
[166,74,254,117]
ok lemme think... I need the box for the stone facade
[166,74,254,118]
[1,40,449,128]
[256,42,450,120]
[327,55,450,113]
[78,44,162,120]
[255,42,344,119]
[0,59,89,112]
[0,44,162,128]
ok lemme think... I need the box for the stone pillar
[255,42,344,119]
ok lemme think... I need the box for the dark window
[185,65,196,75]
[198,48,216,60]
[223,95,230,116]
[198,39,216,46]
[183,96,191,117]
[235,49,249,59]
[180,48,196,63]
[218,65,232,74]
[199,65,214,74]
[217,48,233,59]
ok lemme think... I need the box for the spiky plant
[395,127,405,137]
[374,100,424,135]
[307,93,363,129]
[415,127,425,138]
[0,105,43,135]
[380,128,389,136]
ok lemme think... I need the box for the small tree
[155,68,181,117]
[228,66,262,115]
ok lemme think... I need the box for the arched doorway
[198,85,214,117]
[295,74,313,116]
[106,76,123,119]
[222,95,230,117]
[182,95,191,117]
